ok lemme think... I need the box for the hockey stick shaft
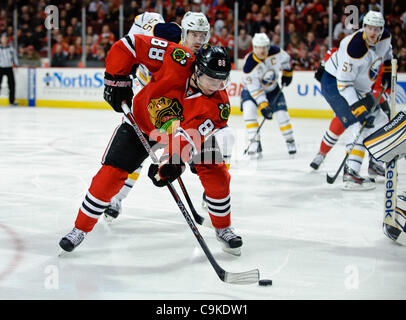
[244,85,285,154]
[326,85,387,184]
[177,176,208,227]
[121,102,259,284]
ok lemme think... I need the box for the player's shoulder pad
[168,44,194,67]
[153,22,182,44]
[268,45,281,56]
[380,28,391,41]
[243,53,260,73]
[347,31,368,59]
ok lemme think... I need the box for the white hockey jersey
[325,29,392,106]
[241,46,291,106]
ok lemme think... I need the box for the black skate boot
[215,227,243,256]
[286,139,297,155]
[310,152,326,170]
[59,227,87,252]
[342,164,376,191]
[104,197,122,222]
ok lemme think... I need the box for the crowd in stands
[1,0,406,71]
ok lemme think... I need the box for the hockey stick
[121,102,260,284]
[243,85,285,155]
[326,85,387,184]
[177,177,213,228]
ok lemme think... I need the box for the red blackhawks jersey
[105,34,231,162]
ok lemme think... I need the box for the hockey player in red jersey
[310,47,391,177]
[59,36,243,256]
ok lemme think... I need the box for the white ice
[0,106,405,300]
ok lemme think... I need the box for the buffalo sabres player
[322,10,392,190]
[241,32,295,158]
[104,12,235,223]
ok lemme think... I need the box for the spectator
[64,25,76,45]
[286,32,305,61]
[316,14,330,40]
[218,27,234,61]
[97,25,115,47]
[207,0,230,23]
[333,14,353,41]
[397,47,406,72]
[305,31,319,55]
[19,45,41,67]
[52,34,69,55]
[51,43,67,67]
[213,11,225,36]
[238,28,252,58]
[66,44,80,61]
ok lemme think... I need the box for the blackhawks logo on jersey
[171,48,191,66]
[148,97,184,134]
[218,102,230,120]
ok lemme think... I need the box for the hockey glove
[350,94,375,128]
[382,60,392,90]
[258,102,273,119]
[281,68,293,87]
[314,65,324,82]
[148,153,185,187]
[103,72,133,113]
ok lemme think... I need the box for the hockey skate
[310,152,326,170]
[247,139,262,159]
[286,139,297,155]
[104,197,122,222]
[342,164,376,191]
[59,227,87,252]
[215,227,243,256]
[368,158,385,178]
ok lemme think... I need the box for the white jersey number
[148,38,168,61]
[198,119,215,136]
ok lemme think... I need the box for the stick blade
[223,268,260,285]
[326,174,336,184]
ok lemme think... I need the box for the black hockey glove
[103,72,133,113]
[148,153,185,187]
[281,68,293,87]
[382,60,392,90]
[314,65,325,82]
[259,102,273,119]
[350,94,375,128]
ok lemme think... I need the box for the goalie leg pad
[364,111,406,162]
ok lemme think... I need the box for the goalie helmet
[181,11,210,44]
[195,44,231,80]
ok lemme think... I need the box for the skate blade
[103,213,115,223]
[221,245,241,256]
[58,250,70,258]
[341,181,376,191]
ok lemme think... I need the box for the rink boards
[1,67,406,118]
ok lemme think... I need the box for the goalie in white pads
[322,11,392,190]
[364,109,406,244]
[241,33,295,158]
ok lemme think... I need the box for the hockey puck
[258,279,272,286]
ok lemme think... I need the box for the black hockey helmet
[195,44,231,80]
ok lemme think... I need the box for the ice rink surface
[0,106,405,300]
